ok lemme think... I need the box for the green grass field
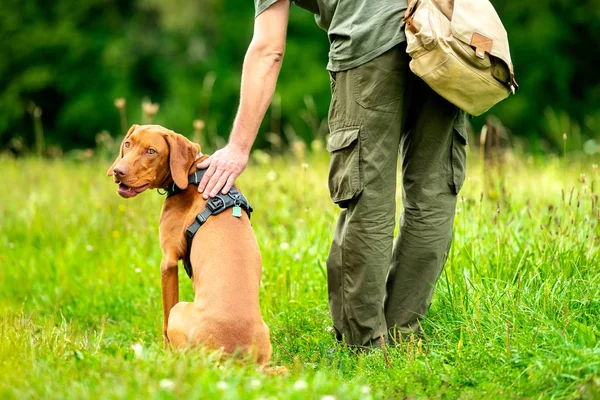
[1,148,599,399]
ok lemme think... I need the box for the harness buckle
[195,213,207,225]
[206,196,225,213]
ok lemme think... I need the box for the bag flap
[327,127,359,152]
[450,0,513,70]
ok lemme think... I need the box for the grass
[0,147,599,399]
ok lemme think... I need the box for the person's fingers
[211,173,230,197]
[197,155,212,169]
[198,161,217,193]
[221,174,237,194]
[203,168,225,199]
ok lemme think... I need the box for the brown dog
[106,124,272,363]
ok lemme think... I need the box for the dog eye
[124,142,130,148]
[146,148,156,154]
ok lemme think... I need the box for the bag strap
[404,0,420,33]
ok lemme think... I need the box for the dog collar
[162,169,207,198]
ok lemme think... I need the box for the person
[196,0,467,349]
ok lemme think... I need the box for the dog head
[107,124,201,198]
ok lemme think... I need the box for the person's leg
[326,46,409,347]
[384,74,468,340]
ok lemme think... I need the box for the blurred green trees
[1,0,599,153]
[489,0,600,151]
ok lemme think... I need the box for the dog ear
[106,124,138,176]
[164,131,200,190]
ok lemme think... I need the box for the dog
[106,124,272,363]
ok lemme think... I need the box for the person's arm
[197,0,290,198]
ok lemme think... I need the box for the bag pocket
[327,127,363,207]
[450,116,467,194]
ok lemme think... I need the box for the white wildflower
[293,380,308,390]
[131,343,144,358]
[267,171,278,181]
[159,379,175,390]
[249,379,261,389]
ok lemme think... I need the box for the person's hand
[196,144,249,199]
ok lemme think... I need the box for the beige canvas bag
[404,0,519,116]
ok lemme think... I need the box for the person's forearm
[228,41,284,153]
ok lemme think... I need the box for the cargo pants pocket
[450,116,468,194]
[327,127,363,208]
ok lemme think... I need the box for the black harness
[163,169,253,279]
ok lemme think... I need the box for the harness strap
[183,188,252,278]
[161,170,252,279]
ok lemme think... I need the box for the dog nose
[113,165,127,178]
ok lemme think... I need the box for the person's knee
[402,195,457,226]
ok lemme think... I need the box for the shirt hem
[327,34,406,72]
[255,0,280,17]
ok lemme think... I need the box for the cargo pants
[326,44,467,347]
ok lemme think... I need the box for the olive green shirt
[254,0,407,72]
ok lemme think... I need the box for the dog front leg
[160,254,179,349]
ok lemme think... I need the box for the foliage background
[1,0,599,152]
[2,2,600,398]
